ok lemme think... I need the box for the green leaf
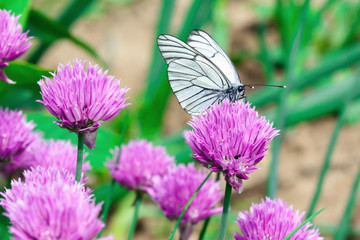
[27,9,105,65]
[28,0,96,63]
[0,0,31,26]
[0,61,52,109]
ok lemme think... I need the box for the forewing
[187,29,241,85]
[168,56,229,115]
[157,34,198,64]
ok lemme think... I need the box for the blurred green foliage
[1,0,360,239]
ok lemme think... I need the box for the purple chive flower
[38,59,130,149]
[147,163,223,240]
[184,99,278,193]
[0,10,32,84]
[0,108,39,161]
[107,140,174,191]
[234,197,323,240]
[0,167,111,240]
[12,139,91,178]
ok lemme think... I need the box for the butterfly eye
[237,86,245,92]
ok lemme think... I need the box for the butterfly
[157,29,246,115]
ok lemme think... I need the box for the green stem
[334,165,360,239]
[169,171,213,240]
[306,110,345,217]
[198,172,220,240]
[217,182,232,240]
[128,192,142,240]
[266,0,310,198]
[97,113,129,238]
[307,70,360,218]
[75,132,84,182]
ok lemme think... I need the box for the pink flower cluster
[107,140,174,191]
[0,10,32,84]
[0,107,39,161]
[0,167,111,240]
[235,198,323,240]
[38,59,130,149]
[185,99,279,192]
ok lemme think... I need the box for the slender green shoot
[333,164,360,239]
[75,132,84,182]
[307,70,360,217]
[168,171,213,240]
[127,192,142,240]
[98,113,129,238]
[198,172,221,240]
[283,208,325,240]
[266,0,310,198]
[217,182,232,240]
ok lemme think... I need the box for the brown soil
[32,0,360,239]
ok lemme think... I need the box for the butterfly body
[158,29,245,115]
[223,84,245,102]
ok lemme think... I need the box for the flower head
[0,167,108,240]
[12,139,91,178]
[38,59,130,149]
[147,163,223,240]
[0,108,38,161]
[184,99,278,193]
[0,10,32,84]
[107,140,174,191]
[234,197,323,240]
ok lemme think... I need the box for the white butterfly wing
[187,29,241,85]
[158,34,233,115]
[157,34,198,64]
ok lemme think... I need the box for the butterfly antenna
[244,84,286,89]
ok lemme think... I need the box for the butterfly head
[233,85,246,101]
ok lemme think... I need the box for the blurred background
[1,0,360,239]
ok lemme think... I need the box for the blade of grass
[283,208,325,240]
[282,74,360,127]
[137,0,175,137]
[28,0,96,63]
[144,0,175,98]
[333,164,360,239]
[0,0,31,26]
[307,68,360,218]
[266,0,310,198]
[98,113,129,238]
[198,172,220,240]
[127,192,142,240]
[257,23,274,83]
[168,171,213,240]
[139,0,216,138]
[27,9,106,65]
[211,0,229,50]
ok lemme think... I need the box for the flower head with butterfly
[158,30,279,192]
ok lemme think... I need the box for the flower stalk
[75,132,84,182]
[217,182,232,240]
[128,192,142,240]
